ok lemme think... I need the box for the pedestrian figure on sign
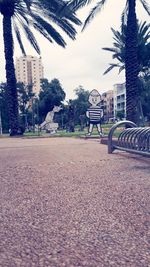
[86,89,104,137]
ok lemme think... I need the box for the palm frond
[139,21,150,42]
[41,12,78,40]
[14,2,31,25]
[32,22,53,43]
[60,11,81,26]
[23,0,32,10]
[103,19,150,76]
[102,47,119,53]
[118,65,125,74]
[22,23,41,54]
[83,0,107,30]
[56,1,82,25]
[32,14,66,47]
[113,54,124,62]
[13,0,81,52]
[103,63,121,75]
[121,0,128,26]
[36,0,81,26]
[54,18,77,40]
[111,28,123,43]
[13,21,26,55]
[67,0,93,12]
[113,42,124,49]
[140,0,150,15]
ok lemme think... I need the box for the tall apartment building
[101,90,114,122]
[113,83,126,118]
[15,55,44,95]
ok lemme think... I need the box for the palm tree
[103,21,150,76]
[68,0,150,123]
[0,0,81,135]
[102,21,150,125]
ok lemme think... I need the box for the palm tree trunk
[3,15,19,135]
[125,0,139,124]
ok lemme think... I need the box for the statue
[40,105,62,134]
[86,89,104,137]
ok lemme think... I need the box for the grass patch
[23,124,122,138]
[0,123,122,138]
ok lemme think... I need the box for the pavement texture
[0,137,150,267]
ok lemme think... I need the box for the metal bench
[108,120,150,157]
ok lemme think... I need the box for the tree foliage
[0,83,9,132]
[140,76,150,121]
[0,0,81,54]
[103,21,150,76]
[17,83,35,114]
[72,85,89,125]
[0,82,36,132]
[38,78,66,120]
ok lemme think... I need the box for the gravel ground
[0,137,150,267]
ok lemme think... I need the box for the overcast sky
[0,0,149,99]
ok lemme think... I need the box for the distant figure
[86,89,103,137]
[40,105,62,134]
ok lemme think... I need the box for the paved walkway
[0,137,150,267]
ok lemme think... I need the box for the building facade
[113,83,126,119]
[15,55,44,95]
[101,90,114,122]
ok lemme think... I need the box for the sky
[0,0,149,100]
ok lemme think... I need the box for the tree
[68,0,150,123]
[0,83,9,132]
[72,86,89,126]
[38,78,66,121]
[17,83,34,114]
[67,99,75,132]
[0,82,35,132]
[17,83,35,130]
[116,110,125,120]
[140,76,150,122]
[0,0,81,135]
[103,21,150,76]
[102,21,150,124]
